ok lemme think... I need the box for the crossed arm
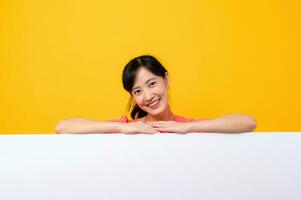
[148,114,257,133]
[56,114,257,134]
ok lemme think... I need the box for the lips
[147,98,160,108]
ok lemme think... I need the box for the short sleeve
[175,116,194,122]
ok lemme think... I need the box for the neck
[145,106,176,121]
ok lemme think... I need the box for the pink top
[105,115,207,134]
[111,115,195,123]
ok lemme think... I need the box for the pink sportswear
[111,115,195,123]
[105,115,207,134]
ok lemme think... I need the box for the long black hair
[122,55,168,119]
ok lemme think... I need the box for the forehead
[133,67,159,85]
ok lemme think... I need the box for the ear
[164,72,170,87]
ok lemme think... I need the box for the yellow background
[1,0,300,133]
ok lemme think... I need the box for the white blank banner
[0,132,300,200]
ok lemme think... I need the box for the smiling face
[131,67,169,117]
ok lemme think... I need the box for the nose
[144,89,154,102]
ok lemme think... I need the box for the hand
[146,121,191,134]
[118,121,160,134]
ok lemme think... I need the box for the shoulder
[174,115,194,122]
[174,115,208,122]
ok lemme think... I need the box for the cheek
[154,85,166,95]
[133,96,143,106]
[162,89,170,105]
[157,87,168,98]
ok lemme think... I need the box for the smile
[147,99,160,109]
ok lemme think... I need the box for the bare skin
[56,68,256,134]
[56,114,256,134]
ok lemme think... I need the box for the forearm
[187,114,257,133]
[56,118,121,134]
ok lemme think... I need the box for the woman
[56,55,256,134]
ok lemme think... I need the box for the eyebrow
[131,77,157,92]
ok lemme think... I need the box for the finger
[140,131,158,134]
[141,129,158,134]
[140,124,161,133]
[153,127,175,133]
[124,131,155,135]
[156,128,187,134]
[147,122,176,127]
[124,132,140,135]
[139,128,160,134]
[148,124,171,128]
[131,122,160,134]
[147,121,174,125]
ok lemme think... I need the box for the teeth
[148,99,159,107]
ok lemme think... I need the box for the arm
[56,118,160,134]
[187,114,257,133]
[56,118,121,134]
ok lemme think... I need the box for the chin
[146,105,166,116]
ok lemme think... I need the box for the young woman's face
[131,67,169,117]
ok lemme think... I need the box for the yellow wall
[0,0,300,133]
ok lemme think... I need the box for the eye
[133,89,141,95]
[149,82,156,87]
